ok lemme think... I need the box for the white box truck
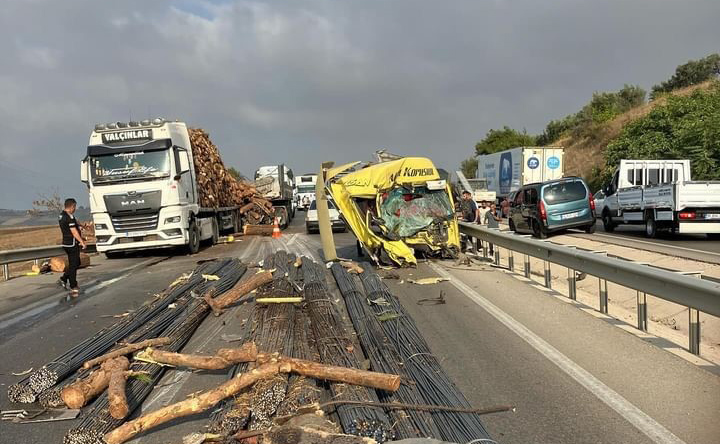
[295,174,317,211]
[599,159,720,238]
[81,119,241,257]
[254,165,295,228]
[476,147,564,200]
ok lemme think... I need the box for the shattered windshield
[90,150,171,184]
[379,187,454,237]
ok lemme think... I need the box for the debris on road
[407,277,449,285]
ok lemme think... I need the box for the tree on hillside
[227,167,246,182]
[459,157,478,178]
[29,188,64,216]
[604,82,720,182]
[651,54,720,99]
[474,126,537,156]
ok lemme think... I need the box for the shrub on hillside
[651,54,720,99]
[603,82,720,182]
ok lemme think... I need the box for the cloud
[0,0,718,209]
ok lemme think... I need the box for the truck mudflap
[327,157,460,266]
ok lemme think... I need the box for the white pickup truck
[599,159,720,238]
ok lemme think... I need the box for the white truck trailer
[476,147,564,200]
[81,119,241,257]
[254,165,295,227]
[295,174,317,211]
[599,159,720,238]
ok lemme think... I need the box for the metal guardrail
[459,222,720,355]
[0,244,96,281]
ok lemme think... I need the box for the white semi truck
[295,174,317,211]
[81,119,241,257]
[254,165,295,228]
[476,147,564,200]
[599,159,720,238]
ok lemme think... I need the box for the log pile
[188,128,275,224]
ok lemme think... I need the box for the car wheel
[645,214,657,238]
[532,219,548,239]
[585,222,597,234]
[602,211,615,232]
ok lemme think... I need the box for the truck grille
[111,213,159,232]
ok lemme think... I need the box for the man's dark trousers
[61,245,81,289]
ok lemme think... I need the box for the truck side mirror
[80,160,89,184]
[174,147,191,179]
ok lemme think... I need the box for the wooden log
[267,355,400,392]
[205,271,273,316]
[49,253,91,273]
[82,337,172,369]
[243,225,274,236]
[108,357,130,419]
[103,363,287,444]
[139,342,258,370]
[61,358,116,408]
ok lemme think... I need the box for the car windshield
[543,180,587,204]
[90,150,170,184]
[297,185,315,193]
[309,200,336,210]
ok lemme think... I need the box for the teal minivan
[508,177,596,238]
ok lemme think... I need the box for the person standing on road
[58,198,86,296]
[484,202,501,255]
[459,191,479,252]
[500,198,510,219]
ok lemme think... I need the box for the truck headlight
[165,216,181,224]
[94,223,108,230]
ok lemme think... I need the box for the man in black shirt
[58,198,86,296]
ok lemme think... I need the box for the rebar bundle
[358,267,493,443]
[330,263,441,439]
[63,259,246,444]
[8,260,232,404]
[303,259,394,443]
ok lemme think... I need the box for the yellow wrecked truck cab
[326,157,460,266]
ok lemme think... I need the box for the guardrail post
[494,248,500,266]
[524,254,530,278]
[508,251,514,272]
[598,279,608,313]
[482,241,488,259]
[544,261,551,289]
[636,291,648,331]
[567,268,577,300]
[2,263,9,281]
[689,308,700,355]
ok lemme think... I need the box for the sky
[1,0,718,209]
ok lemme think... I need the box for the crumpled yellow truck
[325,157,460,266]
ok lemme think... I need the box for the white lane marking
[430,262,687,444]
[576,232,720,261]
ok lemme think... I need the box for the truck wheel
[211,218,219,245]
[187,221,200,254]
[644,214,657,238]
[602,211,615,232]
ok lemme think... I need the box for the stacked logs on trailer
[187,128,275,225]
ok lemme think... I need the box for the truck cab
[81,119,219,256]
[295,174,318,211]
[254,165,295,227]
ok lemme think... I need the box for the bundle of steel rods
[358,267,493,443]
[302,259,394,443]
[64,259,246,444]
[330,263,441,439]
[8,260,227,404]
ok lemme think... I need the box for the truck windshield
[90,150,171,184]
[380,187,454,237]
[297,185,315,193]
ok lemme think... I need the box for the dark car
[508,177,596,238]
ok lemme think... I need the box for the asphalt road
[0,215,718,444]
[567,220,720,264]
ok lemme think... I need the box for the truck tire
[644,214,657,238]
[187,220,200,254]
[211,218,219,245]
[602,210,615,232]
